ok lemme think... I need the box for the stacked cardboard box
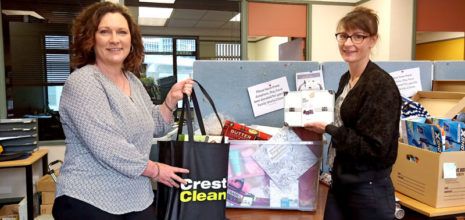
[393,91,465,208]
[0,204,18,220]
[36,174,57,215]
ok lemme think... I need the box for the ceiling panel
[220,21,240,29]
[166,18,198,28]
[125,0,240,12]
[170,8,206,20]
[195,20,226,28]
[201,10,236,22]
[1,0,99,24]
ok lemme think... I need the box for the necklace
[349,76,360,88]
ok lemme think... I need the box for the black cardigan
[325,61,401,183]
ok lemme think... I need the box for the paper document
[248,77,290,117]
[389,67,422,97]
[296,70,325,91]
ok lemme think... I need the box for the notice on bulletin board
[248,77,290,117]
[389,67,422,97]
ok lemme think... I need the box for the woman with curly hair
[52,2,194,219]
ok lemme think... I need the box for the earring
[131,45,134,52]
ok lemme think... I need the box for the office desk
[226,183,329,220]
[396,191,465,219]
[0,149,49,220]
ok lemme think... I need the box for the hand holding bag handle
[157,80,230,220]
[176,80,225,143]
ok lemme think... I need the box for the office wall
[199,41,216,60]
[417,0,465,32]
[251,37,288,61]
[311,4,352,62]
[360,0,390,60]
[248,2,307,37]
[248,42,257,60]
[416,38,465,60]
[389,0,414,60]
[417,32,464,44]
[360,0,414,60]
[311,0,413,62]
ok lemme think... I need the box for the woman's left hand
[164,78,195,110]
[303,122,328,134]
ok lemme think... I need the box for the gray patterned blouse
[56,65,173,214]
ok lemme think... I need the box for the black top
[325,61,401,184]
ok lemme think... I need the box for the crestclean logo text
[179,178,227,202]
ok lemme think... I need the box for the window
[176,39,196,82]
[215,43,240,60]
[44,35,70,111]
[142,37,198,107]
[143,37,174,80]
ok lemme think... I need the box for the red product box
[221,120,272,140]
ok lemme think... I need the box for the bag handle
[193,80,223,129]
[176,80,225,143]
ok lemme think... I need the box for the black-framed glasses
[335,33,369,44]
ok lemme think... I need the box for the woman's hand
[302,122,327,134]
[143,161,189,188]
[155,162,189,188]
[164,78,195,111]
[292,127,324,141]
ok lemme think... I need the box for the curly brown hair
[70,2,144,75]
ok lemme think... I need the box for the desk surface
[0,149,48,168]
[396,191,465,217]
[226,183,328,220]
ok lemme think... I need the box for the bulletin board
[433,61,465,80]
[321,61,434,92]
[193,61,320,127]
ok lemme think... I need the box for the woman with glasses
[303,6,401,220]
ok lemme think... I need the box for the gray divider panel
[322,61,433,92]
[376,61,433,91]
[193,61,320,127]
[321,62,348,91]
[433,61,465,80]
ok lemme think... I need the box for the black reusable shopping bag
[156,81,229,220]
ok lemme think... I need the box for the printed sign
[389,67,422,97]
[248,77,290,117]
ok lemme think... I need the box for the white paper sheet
[389,67,422,98]
[248,77,290,117]
[296,70,325,91]
[252,127,318,189]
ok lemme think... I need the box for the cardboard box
[410,91,465,118]
[0,204,18,220]
[392,142,465,208]
[433,80,465,93]
[41,191,55,205]
[36,173,58,192]
[39,204,53,215]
